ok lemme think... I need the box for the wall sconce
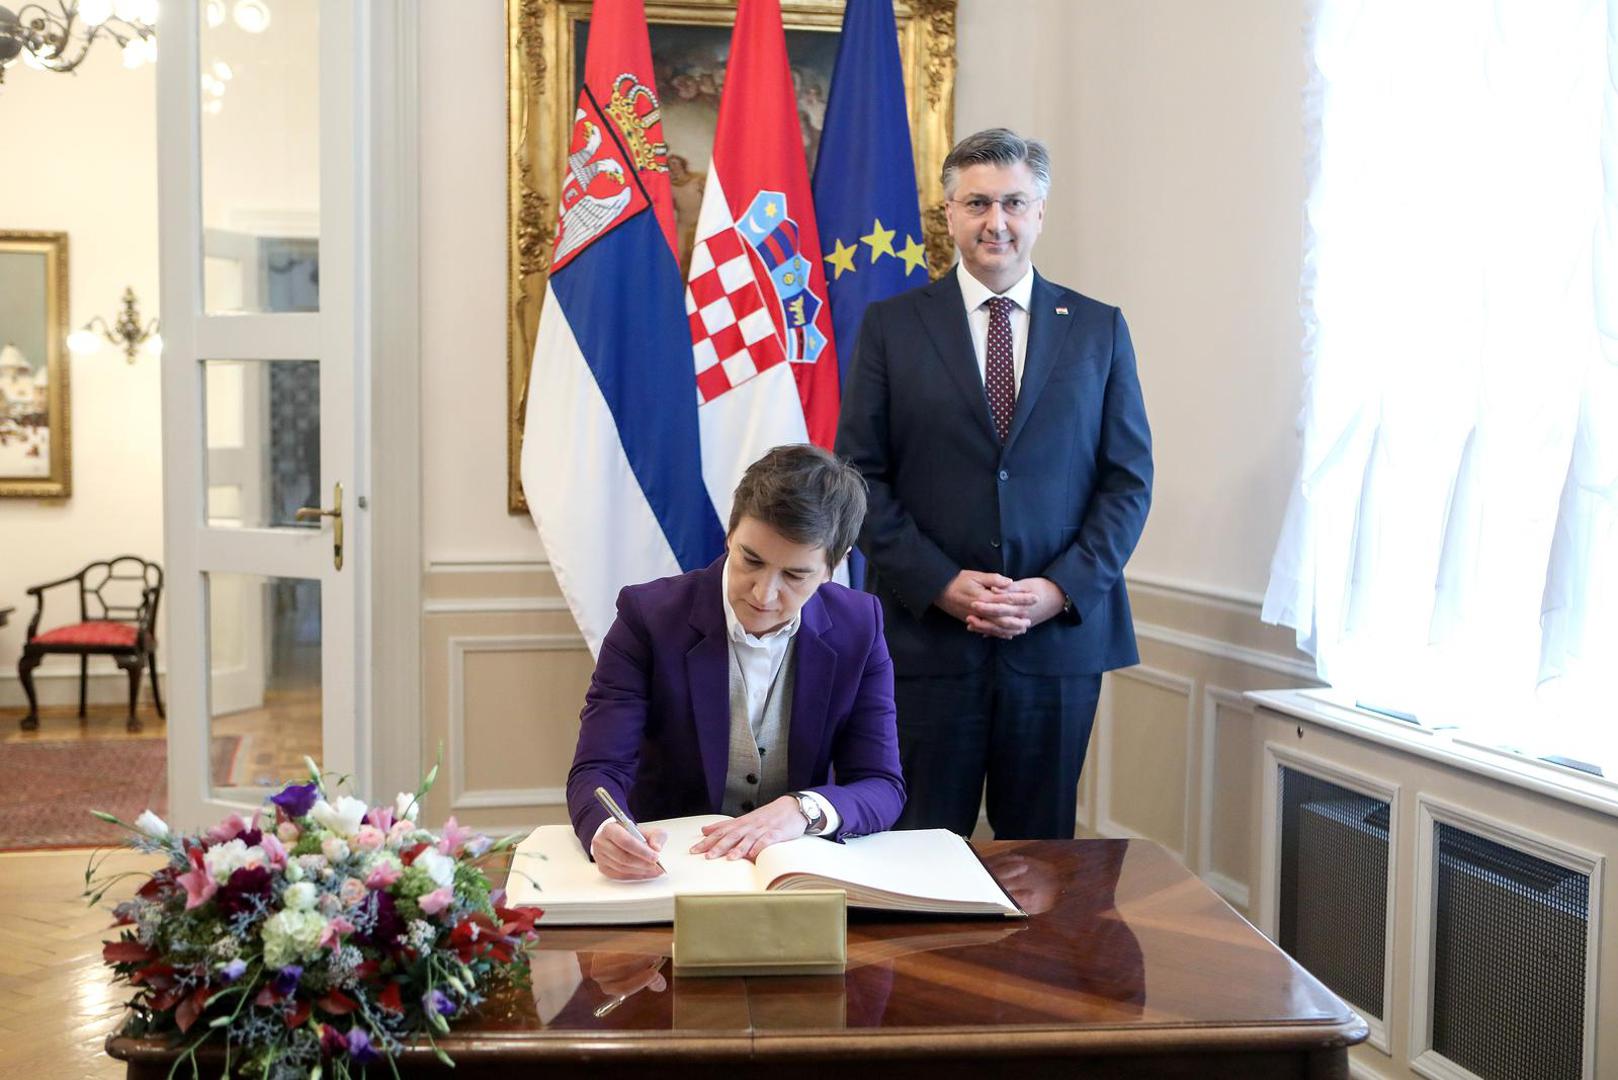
[69,287,161,363]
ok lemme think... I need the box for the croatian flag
[521,0,724,656]
[687,0,841,527]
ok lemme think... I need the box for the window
[1265,2,1616,770]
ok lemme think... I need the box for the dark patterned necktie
[985,296,1016,442]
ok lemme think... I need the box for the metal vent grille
[1431,823,1588,1080]
[1277,766,1389,1020]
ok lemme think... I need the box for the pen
[594,786,665,872]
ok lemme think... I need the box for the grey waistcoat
[720,640,795,816]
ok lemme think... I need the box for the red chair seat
[32,621,139,648]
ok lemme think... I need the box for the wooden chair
[17,556,165,732]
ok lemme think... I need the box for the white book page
[506,815,759,910]
[755,829,1015,910]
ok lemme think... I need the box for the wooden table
[108,839,1365,1078]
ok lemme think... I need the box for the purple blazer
[565,557,906,851]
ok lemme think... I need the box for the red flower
[284,998,311,1029]
[102,939,155,966]
[176,987,212,1033]
[377,981,403,1014]
[494,901,541,940]
[318,989,359,1016]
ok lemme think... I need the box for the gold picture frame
[0,230,72,499]
[505,0,958,512]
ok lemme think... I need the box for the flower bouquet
[88,761,540,1078]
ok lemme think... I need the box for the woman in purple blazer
[566,445,906,880]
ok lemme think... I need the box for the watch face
[798,795,823,831]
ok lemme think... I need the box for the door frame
[156,1,423,824]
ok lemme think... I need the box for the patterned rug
[0,736,240,851]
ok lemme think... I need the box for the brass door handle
[295,482,343,570]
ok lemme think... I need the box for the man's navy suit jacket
[564,558,907,851]
[835,268,1153,677]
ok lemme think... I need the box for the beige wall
[0,49,163,705]
[415,0,1318,834]
[419,0,1312,597]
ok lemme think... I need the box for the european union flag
[812,0,929,386]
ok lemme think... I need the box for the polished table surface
[109,839,1366,1078]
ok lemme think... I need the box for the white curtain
[1266,0,1618,762]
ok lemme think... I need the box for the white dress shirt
[957,262,1035,394]
[720,559,839,834]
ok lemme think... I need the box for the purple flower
[423,988,456,1017]
[217,865,273,917]
[346,1026,382,1065]
[273,964,303,996]
[220,958,247,983]
[271,781,320,820]
[354,890,404,950]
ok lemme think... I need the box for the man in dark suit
[566,445,906,879]
[835,128,1152,839]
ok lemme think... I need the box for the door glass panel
[207,572,322,791]
[203,359,320,528]
[200,0,320,314]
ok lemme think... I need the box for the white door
[157,0,368,825]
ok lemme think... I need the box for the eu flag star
[897,234,927,276]
[861,219,897,263]
[824,238,859,280]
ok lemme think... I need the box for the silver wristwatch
[791,791,827,835]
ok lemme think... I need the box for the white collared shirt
[720,559,839,834]
[957,262,1035,394]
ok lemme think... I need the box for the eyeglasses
[949,194,1041,219]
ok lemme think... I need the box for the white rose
[282,881,317,911]
[309,796,369,837]
[321,836,351,863]
[204,839,247,882]
[134,810,169,840]
[284,861,305,884]
[394,792,420,823]
[415,847,456,888]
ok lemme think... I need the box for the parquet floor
[0,847,163,1078]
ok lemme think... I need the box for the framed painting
[505,0,958,512]
[0,230,71,499]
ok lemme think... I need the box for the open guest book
[505,815,1023,925]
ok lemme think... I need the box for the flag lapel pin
[1055,306,1069,316]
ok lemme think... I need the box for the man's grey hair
[941,128,1051,199]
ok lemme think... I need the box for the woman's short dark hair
[728,444,868,567]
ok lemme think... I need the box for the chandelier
[0,1,157,84]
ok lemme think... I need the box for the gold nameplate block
[673,890,847,977]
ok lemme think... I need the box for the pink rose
[339,877,368,907]
[365,861,401,889]
[276,821,301,844]
[319,916,355,949]
[418,886,454,916]
[353,825,385,852]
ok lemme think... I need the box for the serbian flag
[521,0,724,655]
[687,0,841,527]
